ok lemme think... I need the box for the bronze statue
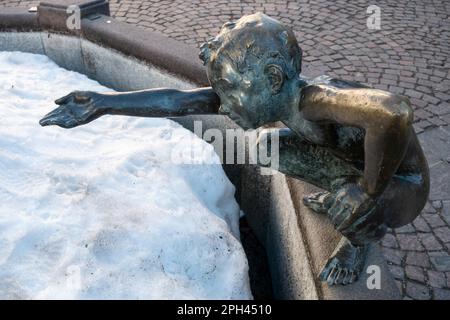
[39,13,430,286]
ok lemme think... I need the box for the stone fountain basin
[0,5,400,300]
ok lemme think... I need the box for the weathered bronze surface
[40,13,430,286]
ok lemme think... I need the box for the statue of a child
[40,13,429,286]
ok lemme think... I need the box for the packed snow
[0,51,252,299]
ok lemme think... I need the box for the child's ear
[265,64,284,94]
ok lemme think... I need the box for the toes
[320,263,361,286]
[326,267,339,286]
[319,258,337,282]
[335,268,347,285]
[319,255,364,286]
[303,191,330,214]
[342,270,358,285]
[330,267,352,285]
[328,268,357,286]
[342,269,353,285]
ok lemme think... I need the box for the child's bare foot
[303,191,331,214]
[319,237,368,286]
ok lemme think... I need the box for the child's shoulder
[310,75,370,89]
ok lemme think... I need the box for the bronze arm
[103,87,220,117]
[39,87,220,128]
[300,84,413,196]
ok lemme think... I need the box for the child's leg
[314,174,427,285]
[258,129,370,284]
[258,129,427,285]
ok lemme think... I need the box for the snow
[0,51,252,299]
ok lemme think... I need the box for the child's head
[199,13,303,128]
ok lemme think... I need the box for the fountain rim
[0,6,209,86]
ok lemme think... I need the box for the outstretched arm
[40,87,220,128]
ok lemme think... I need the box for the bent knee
[381,174,429,228]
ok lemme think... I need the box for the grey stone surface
[443,201,450,225]
[427,270,446,289]
[80,37,194,91]
[383,247,405,266]
[0,31,44,54]
[240,167,318,299]
[405,282,431,300]
[405,252,430,268]
[0,31,195,92]
[80,14,209,86]
[405,266,425,282]
[434,288,450,300]
[0,7,39,31]
[40,32,86,75]
[430,253,450,272]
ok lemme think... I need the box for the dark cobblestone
[427,270,446,289]
[382,247,405,265]
[405,266,425,282]
[397,234,425,251]
[434,288,450,300]
[405,281,431,300]
[388,264,405,280]
[406,252,431,268]
[380,233,399,249]
[419,233,443,251]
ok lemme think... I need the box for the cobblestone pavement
[1,0,450,299]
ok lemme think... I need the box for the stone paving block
[397,234,425,251]
[405,281,431,300]
[423,213,447,228]
[405,266,425,282]
[427,270,447,289]
[413,216,431,232]
[395,224,415,234]
[419,233,443,251]
[388,264,405,280]
[430,253,450,272]
[443,201,450,225]
[434,227,450,243]
[406,252,430,268]
[432,200,443,210]
[382,247,405,266]
[433,288,450,300]
[381,233,399,249]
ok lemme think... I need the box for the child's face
[206,55,279,130]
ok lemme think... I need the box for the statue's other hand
[326,183,376,233]
[39,91,105,128]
